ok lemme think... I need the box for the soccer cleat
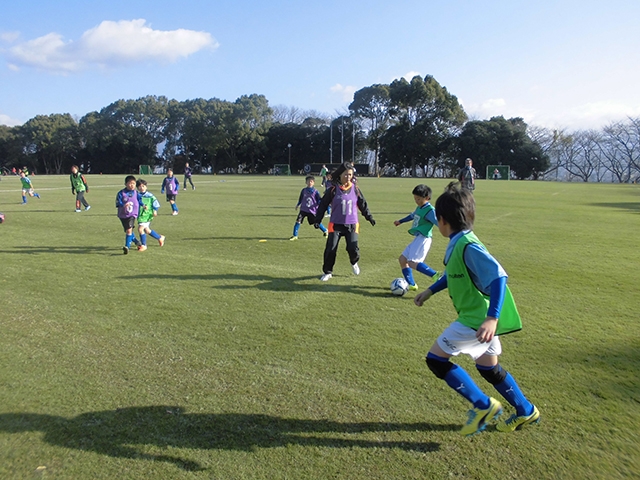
[122,246,129,255]
[192,186,195,190]
[432,271,442,282]
[158,235,165,247]
[408,284,419,291]
[183,188,187,190]
[289,236,298,241]
[460,397,503,436]
[172,211,179,216]
[85,205,91,211]
[320,273,332,281]
[352,263,360,275]
[35,193,40,198]
[496,405,540,433]
[75,209,81,213]
[323,231,328,237]
[137,245,147,252]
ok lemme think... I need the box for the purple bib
[165,177,178,194]
[118,190,140,219]
[300,188,319,215]
[330,185,358,224]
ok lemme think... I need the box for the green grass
[0,174,638,479]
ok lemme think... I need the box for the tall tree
[21,114,80,174]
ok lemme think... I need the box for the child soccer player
[70,165,91,212]
[413,182,539,436]
[183,162,195,190]
[115,175,142,254]
[290,175,328,240]
[393,184,439,290]
[19,171,40,204]
[314,162,375,281]
[161,168,180,215]
[136,179,166,251]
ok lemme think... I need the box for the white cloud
[0,113,22,127]
[330,83,357,102]
[402,71,421,80]
[0,31,20,43]
[6,19,218,72]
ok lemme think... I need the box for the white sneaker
[352,263,360,275]
[320,273,332,281]
[85,205,91,211]
[75,209,81,213]
[172,211,179,216]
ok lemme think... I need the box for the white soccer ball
[390,277,409,296]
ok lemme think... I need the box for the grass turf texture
[0,174,638,479]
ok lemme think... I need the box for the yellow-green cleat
[408,284,419,291]
[289,236,298,241]
[496,405,540,432]
[460,397,502,436]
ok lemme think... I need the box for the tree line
[0,74,637,181]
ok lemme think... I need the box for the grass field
[0,173,638,479]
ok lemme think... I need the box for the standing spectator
[457,158,477,191]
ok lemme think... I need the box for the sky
[1,0,639,131]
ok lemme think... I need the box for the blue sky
[1,0,639,130]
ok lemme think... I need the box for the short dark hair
[435,182,475,232]
[412,184,432,199]
[124,175,137,185]
[305,175,315,182]
[136,179,148,187]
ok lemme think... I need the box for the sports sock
[318,224,327,233]
[442,362,490,409]
[293,223,300,236]
[22,195,26,203]
[125,234,133,248]
[34,193,40,198]
[140,233,147,246]
[149,230,161,240]
[486,368,534,416]
[402,267,415,286]
[416,262,437,277]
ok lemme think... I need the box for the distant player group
[290,161,540,436]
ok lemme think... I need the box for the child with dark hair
[136,179,166,251]
[314,162,375,281]
[413,181,539,436]
[70,165,90,212]
[290,175,328,240]
[161,168,180,215]
[115,175,142,254]
[393,184,439,290]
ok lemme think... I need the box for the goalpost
[138,165,154,175]
[273,164,291,176]
[486,165,510,180]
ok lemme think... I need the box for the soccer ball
[0,213,4,223]
[390,277,409,296]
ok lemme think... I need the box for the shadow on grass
[120,273,393,298]
[0,246,115,255]
[590,202,640,213]
[0,407,449,471]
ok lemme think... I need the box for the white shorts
[401,235,432,263]
[138,222,151,229]
[436,321,502,360]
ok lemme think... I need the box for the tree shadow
[590,202,640,214]
[119,273,393,297]
[0,246,115,255]
[0,407,450,471]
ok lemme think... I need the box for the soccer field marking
[487,212,513,222]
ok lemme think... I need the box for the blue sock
[132,237,140,245]
[416,262,437,277]
[489,369,534,416]
[125,234,133,248]
[402,267,415,286]
[22,195,26,203]
[428,353,490,409]
[140,233,147,246]
[318,223,327,233]
[172,203,178,212]
[293,223,300,236]
[149,230,161,240]
[34,193,40,198]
